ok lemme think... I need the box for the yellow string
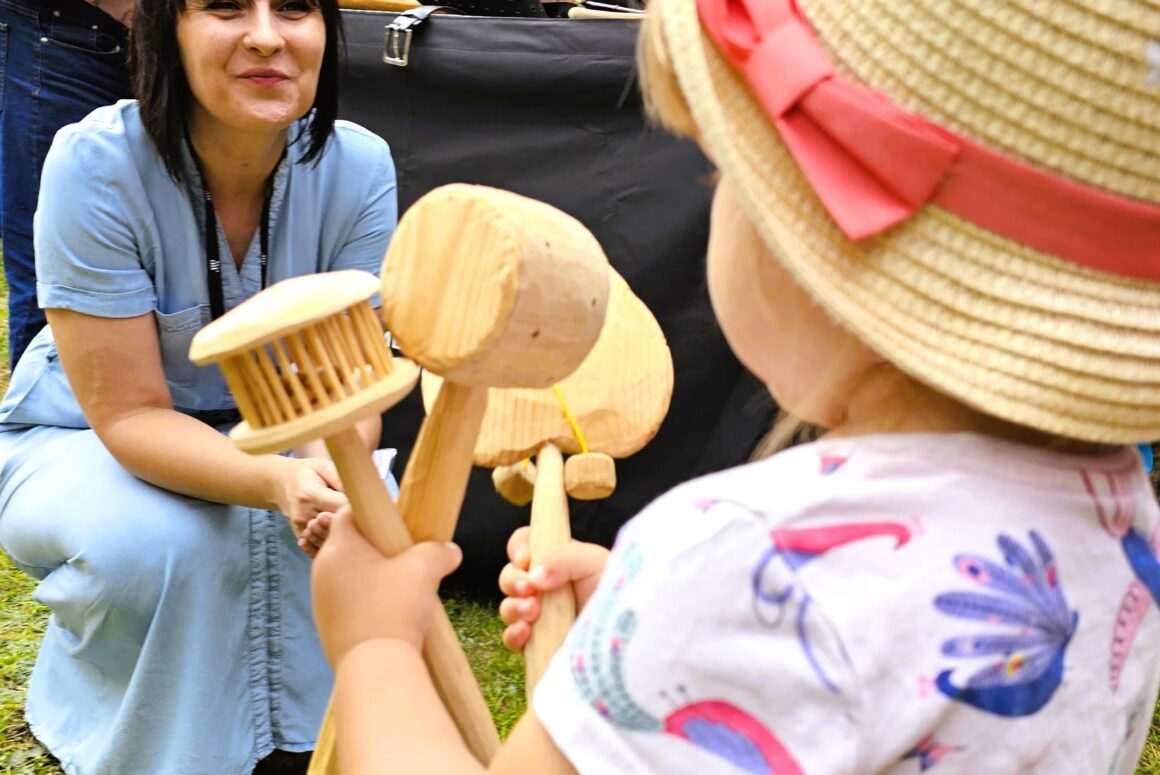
[552,384,590,454]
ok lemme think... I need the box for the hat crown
[799,0,1160,205]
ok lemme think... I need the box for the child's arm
[312,510,580,774]
[334,638,578,774]
[332,639,483,773]
[497,526,610,651]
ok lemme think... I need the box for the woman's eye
[278,0,316,15]
[204,0,242,11]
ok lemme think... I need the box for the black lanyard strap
[201,188,273,320]
[187,134,283,321]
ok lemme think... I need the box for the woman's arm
[48,308,348,525]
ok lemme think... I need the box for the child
[311,0,1160,771]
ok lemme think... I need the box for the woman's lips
[239,69,290,87]
[243,76,287,87]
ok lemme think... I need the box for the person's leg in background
[0,0,130,369]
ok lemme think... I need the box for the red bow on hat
[696,0,1160,279]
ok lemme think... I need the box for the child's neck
[825,364,1112,456]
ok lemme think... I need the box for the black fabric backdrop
[336,9,775,599]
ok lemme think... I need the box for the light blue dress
[0,101,397,775]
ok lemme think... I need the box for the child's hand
[497,526,609,652]
[312,507,462,666]
[297,512,333,558]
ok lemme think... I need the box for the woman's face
[706,177,880,428]
[177,0,325,137]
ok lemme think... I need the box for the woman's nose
[244,5,284,56]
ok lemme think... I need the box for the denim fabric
[0,100,398,774]
[0,101,397,424]
[0,0,131,368]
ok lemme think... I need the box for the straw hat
[658,0,1160,443]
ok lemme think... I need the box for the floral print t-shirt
[535,432,1160,774]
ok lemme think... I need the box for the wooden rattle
[423,269,673,694]
[187,270,498,771]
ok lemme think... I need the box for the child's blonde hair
[636,0,696,142]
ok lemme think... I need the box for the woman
[0,0,395,770]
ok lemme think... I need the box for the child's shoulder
[625,432,981,539]
[615,431,1158,606]
[635,431,1152,533]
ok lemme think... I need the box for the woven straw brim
[662,0,1160,444]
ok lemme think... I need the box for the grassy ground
[0,554,526,773]
[0,267,1159,773]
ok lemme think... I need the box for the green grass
[444,597,528,737]
[0,555,58,774]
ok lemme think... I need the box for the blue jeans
[0,0,130,369]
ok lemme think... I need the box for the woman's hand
[312,508,462,665]
[497,526,609,652]
[272,456,347,537]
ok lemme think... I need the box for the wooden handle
[524,443,576,698]
[399,381,489,543]
[306,698,340,775]
[308,428,499,773]
[566,5,643,18]
[422,608,500,759]
[339,0,420,10]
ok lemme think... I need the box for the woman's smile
[237,67,292,87]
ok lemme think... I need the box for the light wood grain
[190,271,381,363]
[338,0,419,10]
[563,452,616,500]
[382,184,609,389]
[384,183,610,544]
[421,269,673,467]
[524,443,576,697]
[397,381,489,544]
[492,461,537,506]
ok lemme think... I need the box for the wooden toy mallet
[187,270,500,769]
[306,183,613,771]
[424,269,673,693]
[382,183,612,551]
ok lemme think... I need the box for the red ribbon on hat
[697,0,1160,280]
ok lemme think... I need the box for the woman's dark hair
[129,0,344,183]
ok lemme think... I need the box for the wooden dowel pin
[524,442,577,694]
